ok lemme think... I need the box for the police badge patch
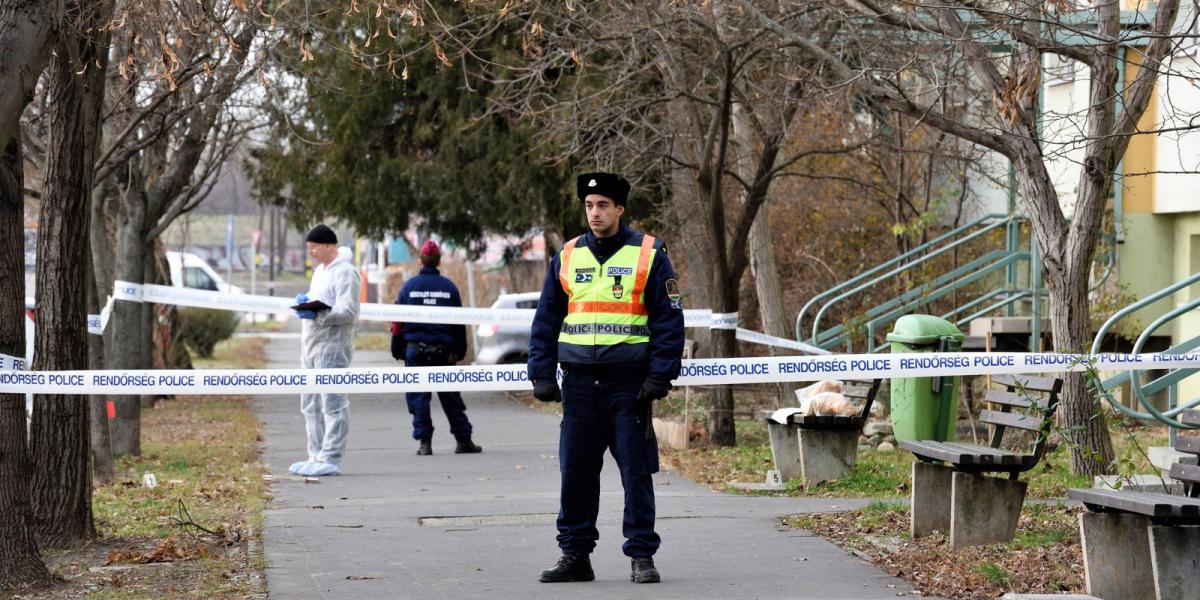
[665,279,683,309]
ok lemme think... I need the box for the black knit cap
[576,172,630,206]
[305,224,337,245]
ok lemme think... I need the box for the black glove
[638,377,672,402]
[390,336,405,361]
[532,381,561,403]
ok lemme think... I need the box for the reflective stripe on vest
[556,234,656,363]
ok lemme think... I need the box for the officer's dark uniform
[528,173,685,583]
[390,252,479,454]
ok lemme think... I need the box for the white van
[166,251,243,294]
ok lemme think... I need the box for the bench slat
[840,384,873,399]
[981,409,1045,433]
[1176,435,1200,456]
[928,442,995,464]
[1169,462,1200,485]
[790,414,862,426]
[984,391,1051,410]
[899,440,966,463]
[1067,488,1199,517]
[899,440,1031,467]
[1127,490,1200,508]
[938,442,1024,465]
[993,373,1062,394]
[1182,409,1200,426]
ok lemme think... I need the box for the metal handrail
[860,253,1026,352]
[1090,272,1200,350]
[819,252,1025,351]
[1090,272,1200,435]
[795,213,1011,341]
[947,290,1031,327]
[812,249,1013,346]
[808,218,1016,344]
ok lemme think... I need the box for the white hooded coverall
[301,246,361,465]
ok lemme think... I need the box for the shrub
[177,308,240,358]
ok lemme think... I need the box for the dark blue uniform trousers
[404,346,473,441]
[557,372,661,558]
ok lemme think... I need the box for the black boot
[630,557,660,584]
[454,437,482,454]
[417,436,432,456]
[539,553,594,583]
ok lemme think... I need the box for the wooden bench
[760,379,881,489]
[899,374,1063,547]
[1065,409,1200,600]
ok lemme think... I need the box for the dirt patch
[3,534,262,600]
[787,504,1085,599]
[2,395,267,599]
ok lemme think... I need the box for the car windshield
[184,266,219,291]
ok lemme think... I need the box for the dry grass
[191,336,268,370]
[1,339,270,599]
[787,502,1084,599]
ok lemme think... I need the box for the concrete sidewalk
[257,338,921,599]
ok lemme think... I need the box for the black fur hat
[576,172,630,206]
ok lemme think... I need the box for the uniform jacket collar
[583,221,632,250]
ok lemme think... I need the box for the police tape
[0,353,26,371]
[3,352,1198,396]
[734,328,830,355]
[109,281,807,353]
[87,296,114,336]
[711,312,739,330]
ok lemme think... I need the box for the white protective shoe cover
[300,461,341,477]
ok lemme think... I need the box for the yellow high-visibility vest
[556,234,658,364]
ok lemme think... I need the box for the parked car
[166,251,243,294]
[473,292,540,365]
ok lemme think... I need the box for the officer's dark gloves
[390,336,405,361]
[532,381,561,403]
[637,377,672,402]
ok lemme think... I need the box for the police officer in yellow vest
[528,172,685,584]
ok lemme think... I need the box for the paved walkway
[256,338,922,599]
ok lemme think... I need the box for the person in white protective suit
[289,224,361,477]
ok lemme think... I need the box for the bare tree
[29,0,117,547]
[740,0,1195,475]
[97,1,259,455]
[0,0,67,588]
[0,139,53,591]
[490,1,878,443]
[0,0,62,151]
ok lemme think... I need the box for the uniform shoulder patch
[665,278,682,310]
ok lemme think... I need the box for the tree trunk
[0,130,53,592]
[703,161,738,447]
[1017,152,1114,476]
[91,183,120,475]
[108,164,148,456]
[748,203,803,402]
[83,0,114,484]
[86,256,113,484]
[0,0,61,151]
[749,206,788,342]
[30,21,97,546]
[710,11,795,397]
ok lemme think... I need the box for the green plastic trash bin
[887,315,966,443]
